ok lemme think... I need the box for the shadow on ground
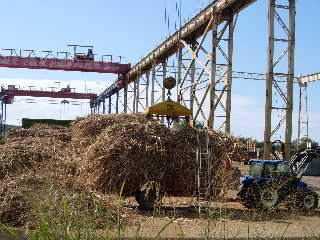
[128,204,320,222]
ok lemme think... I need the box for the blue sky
[0,0,319,141]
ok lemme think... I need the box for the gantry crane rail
[1,88,97,106]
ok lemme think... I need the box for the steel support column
[108,97,111,114]
[264,0,275,159]
[116,91,119,114]
[151,60,156,105]
[102,98,106,114]
[145,71,150,107]
[190,41,196,118]
[133,80,137,113]
[264,0,296,159]
[124,81,128,113]
[285,0,296,158]
[297,82,309,148]
[162,61,167,102]
[225,15,234,134]
[177,44,183,102]
[135,74,140,113]
[0,99,4,137]
[208,15,218,129]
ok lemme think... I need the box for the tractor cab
[249,160,289,177]
[240,160,294,187]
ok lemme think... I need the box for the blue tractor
[237,145,320,210]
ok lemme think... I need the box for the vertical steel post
[162,60,167,123]
[305,86,309,139]
[4,103,6,135]
[177,44,183,102]
[208,14,218,129]
[0,99,3,137]
[151,60,156,105]
[102,98,106,114]
[136,75,140,113]
[133,81,137,114]
[162,60,167,102]
[297,84,302,148]
[190,41,196,119]
[116,91,119,114]
[108,96,112,114]
[145,71,150,107]
[124,81,128,113]
[285,0,296,159]
[263,0,275,159]
[225,16,234,134]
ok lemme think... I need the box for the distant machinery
[67,45,95,61]
[0,85,97,137]
[296,72,320,148]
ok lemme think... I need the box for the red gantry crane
[0,84,97,137]
[0,45,131,74]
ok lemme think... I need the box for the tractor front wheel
[301,191,318,210]
[260,187,279,210]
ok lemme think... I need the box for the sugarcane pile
[0,123,114,228]
[0,114,249,227]
[72,114,243,197]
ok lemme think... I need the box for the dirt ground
[108,176,320,239]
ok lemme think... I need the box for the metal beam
[151,60,156,105]
[225,15,234,134]
[264,0,295,159]
[264,0,275,159]
[285,0,295,159]
[208,15,218,129]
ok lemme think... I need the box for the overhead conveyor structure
[94,0,296,159]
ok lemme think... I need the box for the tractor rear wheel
[135,181,162,211]
[238,186,260,209]
[260,187,279,210]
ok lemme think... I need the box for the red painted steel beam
[1,89,97,105]
[0,56,131,74]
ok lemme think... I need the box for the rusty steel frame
[263,0,296,159]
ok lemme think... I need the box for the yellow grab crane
[145,99,192,120]
[144,77,192,124]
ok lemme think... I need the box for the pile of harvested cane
[78,114,243,197]
[0,114,250,227]
[0,123,116,228]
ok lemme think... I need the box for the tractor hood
[240,175,254,186]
